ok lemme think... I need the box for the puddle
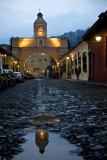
[11,109,84,160]
[12,113,83,160]
[12,131,83,160]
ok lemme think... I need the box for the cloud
[0,0,107,44]
[0,0,97,16]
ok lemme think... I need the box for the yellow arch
[24,51,57,65]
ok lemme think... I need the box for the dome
[34,12,47,24]
[37,12,43,18]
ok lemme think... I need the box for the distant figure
[76,68,80,80]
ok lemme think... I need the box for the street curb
[66,79,107,87]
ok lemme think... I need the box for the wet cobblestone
[0,79,107,159]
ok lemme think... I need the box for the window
[44,59,47,62]
[74,55,77,73]
[39,40,43,46]
[78,52,81,72]
[82,52,87,72]
[39,59,42,62]
[34,68,39,72]
[38,39,45,46]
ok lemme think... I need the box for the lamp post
[56,63,59,79]
[18,65,19,72]
[13,61,15,71]
[52,65,55,79]
[66,56,70,79]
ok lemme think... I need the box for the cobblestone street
[0,79,107,160]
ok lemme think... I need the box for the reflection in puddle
[12,132,83,160]
[12,113,83,160]
[30,113,60,123]
[28,112,60,155]
[36,131,49,154]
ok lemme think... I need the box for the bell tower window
[38,39,45,46]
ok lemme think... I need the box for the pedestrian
[76,68,79,80]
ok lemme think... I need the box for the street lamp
[57,62,59,66]
[71,55,74,61]
[95,36,102,42]
[66,57,69,60]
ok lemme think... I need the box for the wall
[11,37,69,73]
[12,37,68,48]
[70,41,89,81]
[88,28,107,82]
[0,54,2,69]
[45,38,60,47]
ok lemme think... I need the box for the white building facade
[70,41,89,81]
[0,54,3,70]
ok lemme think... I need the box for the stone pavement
[0,79,107,160]
[66,79,107,87]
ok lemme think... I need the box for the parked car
[0,77,4,90]
[3,69,16,87]
[14,72,24,82]
[0,69,4,90]
[22,74,28,80]
[23,73,34,79]
[0,69,8,89]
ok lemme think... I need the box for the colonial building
[0,47,7,70]
[11,12,69,75]
[59,10,107,82]
[69,41,89,81]
[83,10,107,82]
[59,51,72,79]
[0,44,19,71]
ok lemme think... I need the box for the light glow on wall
[19,39,36,47]
[49,38,60,47]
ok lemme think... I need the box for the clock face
[38,26,43,36]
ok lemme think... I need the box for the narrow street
[0,79,107,160]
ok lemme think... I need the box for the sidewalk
[66,79,107,87]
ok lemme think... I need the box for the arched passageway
[24,52,56,78]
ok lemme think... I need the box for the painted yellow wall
[45,38,60,47]
[19,38,38,48]
[12,37,68,48]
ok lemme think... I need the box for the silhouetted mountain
[52,28,89,47]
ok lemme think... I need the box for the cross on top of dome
[37,9,43,18]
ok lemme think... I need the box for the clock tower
[34,12,47,40]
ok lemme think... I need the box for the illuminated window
[38,27,43,34]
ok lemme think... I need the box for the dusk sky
[0,0,107,44]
